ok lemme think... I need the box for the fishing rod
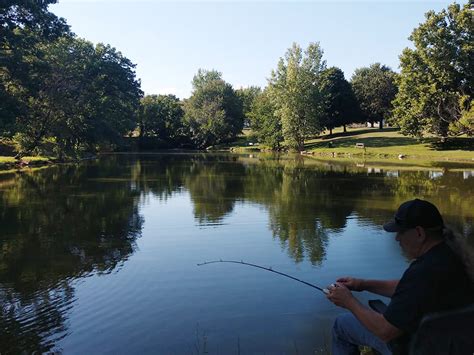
[197,260,333,295]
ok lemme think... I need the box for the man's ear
[415,226,427,242]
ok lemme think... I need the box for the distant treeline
[1,1,472,157]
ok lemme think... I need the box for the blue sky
[50,1,462,98]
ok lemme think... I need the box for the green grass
[0,156,51,170]
[231,127,474,164]
[0,156,50,163]
[305,127,473,160]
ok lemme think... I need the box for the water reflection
[124,152,474,251]
[0,163,143,352]
[0,153,473,352]
[185,157,246,224]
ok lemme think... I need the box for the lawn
[305,128,473,161]
[0,156,51,169]
[232,127,474,163]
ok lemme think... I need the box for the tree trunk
[329,128,333,136]
[298,138,305,152]
[343,125,347,133]
[14,152,25,161]
[379,119,383,130]
[438,120,449,143]
[370,121,374,128]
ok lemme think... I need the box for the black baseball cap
[383,199,444,233]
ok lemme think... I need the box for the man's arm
[361,279,399,297]
[347,298,402,342]
[327,283,403,342]
[337,277,399,297]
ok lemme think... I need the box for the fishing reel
[323,283,338,294]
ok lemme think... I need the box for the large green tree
[183,69,244,148]
[0,0,70,136]
[269,42,326,151]
[236,86,261,128]
[248,88,283,149]
[392,2,473,139]
[319,67,361,135]
[138,94,185,145]
[351,63,398,130]
[13,37,142,157]
[1,1,142,157]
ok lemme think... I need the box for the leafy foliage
[319,67,361,135]
[183,69,244,148]
[1,1,142,157]
[269,42,327,151]
[0,0,70,136]
[13,37,142,157]
[139,94,185,145]
[248,89,283,149]
[351,63,398,129]
[392,2,473,139]
[236,86,262,127]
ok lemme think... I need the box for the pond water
[1,153,473,354]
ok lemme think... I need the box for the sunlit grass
[305,127,474,160]
[0,156,50,163]
[232,127,474,163]
[0,156,52,170]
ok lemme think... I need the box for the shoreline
[1,148,474,174]
[0,156,97,173]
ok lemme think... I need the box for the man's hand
[326,282,358,309]
[336,276,364,291]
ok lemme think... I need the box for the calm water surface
[1,153,473,354]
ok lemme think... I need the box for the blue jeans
[332,313,392,355]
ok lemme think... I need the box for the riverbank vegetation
[0,1,472,162]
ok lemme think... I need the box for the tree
[183,69,244,148]
[236,86,261,128]
[268,42,326,151]
[13,37,142,157]
[138,94,185,145]
[248,89,283,149]
[319,67,361,135]
[351,63,397,130]
[0,0,70,136]
[1,1,143,157]
[392,2,473,139]
[0,0,68,44]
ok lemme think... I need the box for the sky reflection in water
[0,153,473,353]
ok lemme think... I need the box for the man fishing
[326,198,474,355]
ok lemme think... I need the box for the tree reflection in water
[0,162,143,352]
[1,153,473,352]
[128,153,474,261]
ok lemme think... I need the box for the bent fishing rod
[197,260,334,295]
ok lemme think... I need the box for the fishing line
[197,260,331,294]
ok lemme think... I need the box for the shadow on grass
[320,128,399,140]
[306,136,418,150]
[430,138,474,151]
[430,161,474,169]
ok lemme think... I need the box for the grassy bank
[0,139,94,171]
[2,127,473,170]
[230,127,474,165]
[0,156,52,169]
